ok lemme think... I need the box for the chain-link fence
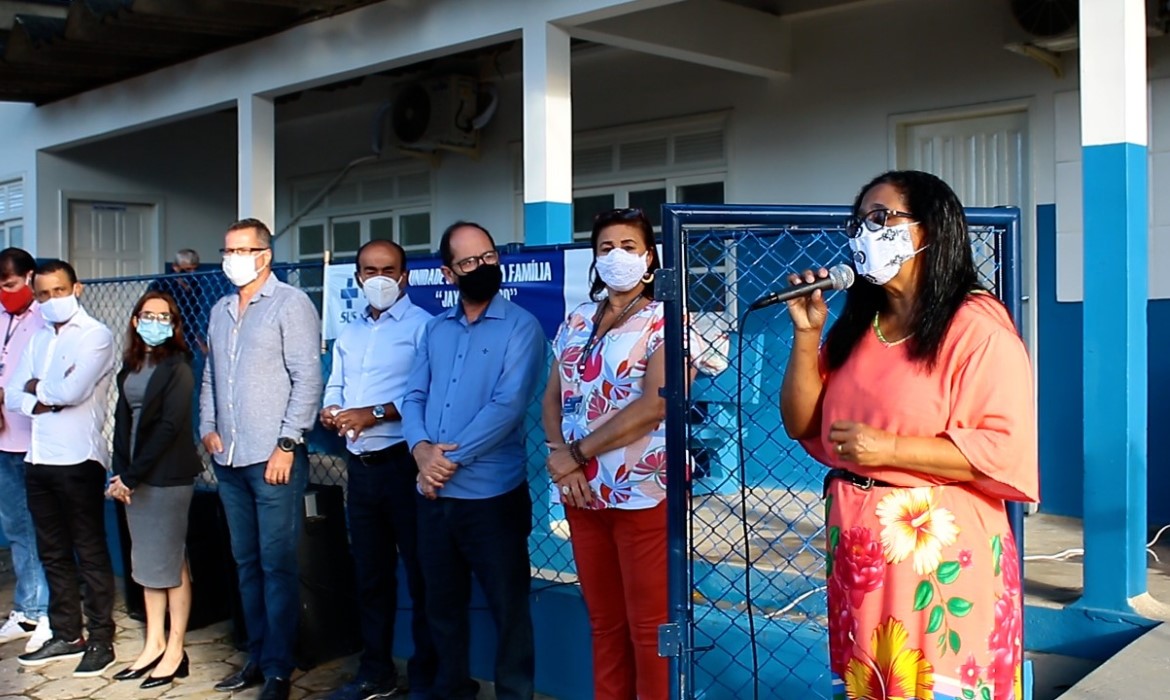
[80,261,578,586]
[659,205,1022,700]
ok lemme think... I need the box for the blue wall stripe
[1035,203,1085,518]
[524,201,573,246]
[1036,197,1170,528]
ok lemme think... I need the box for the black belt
[824,468,897,496]
[353,441,409,466]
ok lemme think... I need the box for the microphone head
[828,263,855,291]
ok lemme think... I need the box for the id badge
[563,396,583,416]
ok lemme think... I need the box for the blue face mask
[136,320,173,347]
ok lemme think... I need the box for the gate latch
[657,622,683,657]
[654,267,680,302]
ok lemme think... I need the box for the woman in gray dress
[107,290,203,689]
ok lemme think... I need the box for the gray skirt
[125,483,194,589]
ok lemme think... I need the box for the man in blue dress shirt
[321,240,436,700]
[401,222,546,700]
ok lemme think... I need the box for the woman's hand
[545,443,577,482]
[555,468,594,509]
[106,475,133,505]
[785,268,830,333]
[828,420,897,467]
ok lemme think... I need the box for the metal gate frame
[657,203,1023,700]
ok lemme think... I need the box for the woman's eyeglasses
[138,312,173,325]
[845,208,916,238]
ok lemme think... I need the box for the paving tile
[0,661,48,695]
[292,657,357,692]
[90,678,170,699]
[27,676,109,700]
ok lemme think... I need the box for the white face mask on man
[847,222,926,286]
[361,275,401,311]
[222,252,266,288]
[39,294,80,324]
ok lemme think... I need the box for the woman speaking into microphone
[780,171,1037,700]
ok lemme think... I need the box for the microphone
[748,264,855,311]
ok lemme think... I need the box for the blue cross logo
[340,278,360,309]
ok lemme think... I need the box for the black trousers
[416,485,535,700]
[25,460,116,646]
[346,442,437,690]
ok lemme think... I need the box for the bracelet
[568,440,588,467]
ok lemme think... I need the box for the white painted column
[522,21,573,246]
[238,94,276,229]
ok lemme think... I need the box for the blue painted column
[1077,0,1148,611]
[522,21,573,246]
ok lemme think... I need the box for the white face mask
[848,223,925,286]
[40,294,79,324]
[595,248,650,292]
[362,275,400,311]
[222,253,264,288]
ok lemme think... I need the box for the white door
[68,201,157,280]
[896,110,1034,349]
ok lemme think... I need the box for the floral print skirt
[825,479,1023,700]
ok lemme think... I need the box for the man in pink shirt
[0,247,50,652]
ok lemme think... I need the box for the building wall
[0,1,1168,520]
[35,113,237,268]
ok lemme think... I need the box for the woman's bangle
[568,440,588,466]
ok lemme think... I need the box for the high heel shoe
[140,651,189,689]
[112,652,163,681]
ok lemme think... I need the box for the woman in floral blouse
[542,207,669,700]
[781,171,1038,700]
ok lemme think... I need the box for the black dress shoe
[259,677,291,700]
[112,652,164,681]
[140,652,189,689]
[214,662,264,692]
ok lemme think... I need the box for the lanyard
[0,311,27,360]
[575,295,644,376]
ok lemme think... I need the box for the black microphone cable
[731,269,846,700]
[734,303,764,700]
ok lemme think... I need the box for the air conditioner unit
[391,75,487,156]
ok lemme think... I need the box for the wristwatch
[277,437,300,453]
[372,404,386,421]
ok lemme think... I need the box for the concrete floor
[0,511,1167,699]
[0,571,550,700]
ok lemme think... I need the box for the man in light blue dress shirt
[320,240,435,700]
[401,222,546,700]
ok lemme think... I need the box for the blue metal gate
[656,204,1023,700]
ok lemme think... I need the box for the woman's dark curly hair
[825,170,996,371]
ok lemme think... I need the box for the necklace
[872,313,913,347]
[577,295,645,375]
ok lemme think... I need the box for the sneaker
[327,678,405,700]
[25,617,52,654]
[73,642,116,677]
[0,610,34,644]
[18,636,86,666]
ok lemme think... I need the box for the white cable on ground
[1021,523,1170,563]
[766,585,828,619]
